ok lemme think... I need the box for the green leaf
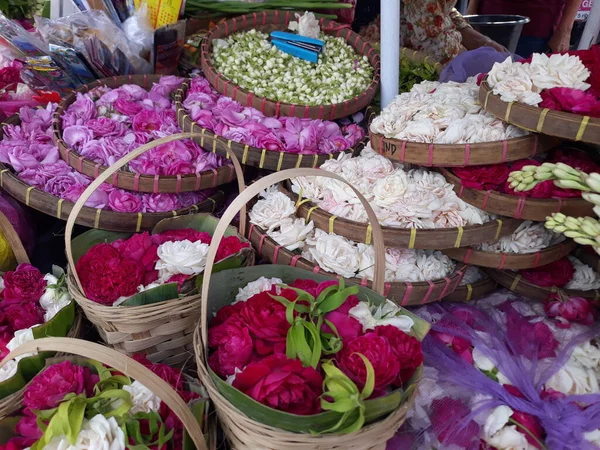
[285,299,297,325]
[304,321,322,369]
[183,399,207,450]
[277,285,316,304]
[354,354,375,400]
[291,321,312,367]
[315,284,340,307]
[317,286,359,314]
[120,283,180,307]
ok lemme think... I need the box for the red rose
[539,87,600,118]
[112,232,158,271]
[374,325,423,385]
[151,229,212,245]
[208,318,254,377]
[544,294,595,327]
[3,264,47,303]
[322,295,362,342]
[337,333,400,391]
[548,147,600,175]
[452,164,511,191]
[76,243,144,305]
[290,279,319,295]
[0,328,13,358]
[520,258,574,288]
[132,354,184,392]
[512,411,545,447]
[232,354,323,415]
[215,236,250,262]
[3,302,44,332]
[14,411,42,441]
[240,292,291,356]
[211,302,245,327]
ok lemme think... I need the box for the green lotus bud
[555,179,590,191]
[554,162,583,177]
[574,237,599,246]
[584,172,600,193]
[582,192,600,206]
[551,213,567,224]
[564,230,590,239]
[538,163,556,172]
[521,165,538,173]
[553,168,585,183]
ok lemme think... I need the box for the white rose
[349,300,414,333]
[484,405,514,439]
[529,53,590,91]
[305,230,360,278]
[472,347,511,385]
[571,341,600,370]
[0,276,4,292]
[7,327,36,354]
[360,154,395,182]
[0,360,17,383]
[156,240,210,282]
[291,176,325,201]
[123,381,162,414]
[269,218,314,251]
[372,171,409,208]
[287,11,320,39]
[487,425,535,450]
[249,190,296,232]
[410,80,441,94]
[545,358,599,395]
[565,257,600,290]
[414,251,455,282]
[488,57,542,106]
[478,221,555,254]
[234,277,283,304]
[460,266,486,286]
[584,429,600,447]
[394,118,440,143]
[73,415,126,450]
[40,289,72,322]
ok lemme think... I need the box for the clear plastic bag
[122,3,153,63]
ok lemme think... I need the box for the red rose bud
[544,295,595,327]
[520,258,574,288]
[511,411,545,448]
[233,354,323,415]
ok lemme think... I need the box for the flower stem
[508,418,548,450]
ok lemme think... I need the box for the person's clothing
[356,0,471,63]
[515,36,550,58]
[477,0,567,38]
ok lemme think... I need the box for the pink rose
[540,87,600,117]
[144,91,172,110]
[212,97,243,116]
[189,76,214,95]
[62,183,109,209]
[132,110,162,133]
[318,135,349,154]
[153,76,184,95]
[544,294,595,327]
[260,117,283,129]
[219,109,248,127]
[183,92,218,111]
[129,141,195,176]
[107,189,143,213]
[177,190,213,207]
[44,172,89,198]
[254,131,284,151]
[208,318,254,377]
[62,125,94,150]
[86,117,127,138]
[79,140,114,166]
[142,193,179,212]
[189,108,217,130]
[222,127,252,145]
[3,263,46,303]
[61,93,96,126]
[113,98,143,116]
[342,123,365,146]
[6,144,60,173]
[18,161,71,189]
[119,84,149,101]
[19,103,53,129]
[322,295,362,342]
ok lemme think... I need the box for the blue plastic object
[270,31,324,49]
[272,40,319,63]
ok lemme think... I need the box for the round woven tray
[200,11,380,120]
[367,110,554,167]
[443,276,498,302]
[440,168,595,221]
[480,78,600,145]
[53,75,236,193]
[485,268,600,302]
[248,223,466,305]
[175,80,368,171]
[282,183,522,249]
[1,116,224,232]
[443,239,576,270]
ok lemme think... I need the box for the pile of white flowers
[249,186,457,283]
[475,221,563,254]
[566,256,600,291]
[459,266,486,286]
[487,53,591,106]
[291,144,494,228]
[211,29,373,105]
[370,79,528,143]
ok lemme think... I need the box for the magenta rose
[142,193,180,212]
[520,258,574,288]
[113,98,143,116]
[240,291,291,356]
[3,263,47,302]
[544,294,595,327]
[504,159,554,199]
[337,332,400,390]
[14,411,42,442]
[322,295,362,342]
[506,307,558,359]
[540,87,600,117]
[23,361,91,410]
[253,131,285,151]
[107,189,143,213]
[4,302,44,330]
[112,232,159,271]
[374,325,423,385]
[208,318,254,377]
[86,117,127,138]
[151,229,212,245]
[232,354,323,415]
[453,164,511,190]
[132,110,162,133]
[62,125,94,150]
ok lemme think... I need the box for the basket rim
[442,239,577,270]
[440,168,595,220]
[480,78,600,145]
[53,75,236,193]
[248,222,467,305]
[281,183,522,249]
[199,11,380,120]
[444,275,498,302]
[175,79,368,170]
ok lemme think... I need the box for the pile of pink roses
[208,278,423,416]
[61,76,227,176]
[0,104,215,213]
[183,76,365,154]
[0,355,202,450]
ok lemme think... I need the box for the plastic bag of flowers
[64,136,253,367]
[193,168,430,450]
[0,251,80,417]
[0,337,214,450]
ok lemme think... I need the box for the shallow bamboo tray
[443,276,498,302]
[200,11,380,120]
[54,75,236,193]
[175,80,367,171]
[367,110,554,167]
[443,239,576,270]
[480,78,600,145]
[281,183,521,249]
[248,223,466,305]
[440,168,594,221]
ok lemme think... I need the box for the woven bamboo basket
[175,81,368,171]
[282,183,522,249]
[247,222,467,306]
[66,135,252,367]
[367,110,555,167]
[485,268,600,303]
[440,168,594,221]
[200,11,380,120]
[194,168,425,450]
[443,275,498,302]
[443,239,577,270]
[480,78,600,145]
[0,338,215,450]
[53,75,236,193]
[1,115,224,232]
[573,246,600,274]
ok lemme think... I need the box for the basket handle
[0,210,29,265]
[64,133,246,295]
[0,337,207,450]
[200,168,386,347]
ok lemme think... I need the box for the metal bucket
[463,15,530,53]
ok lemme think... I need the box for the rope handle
[200,168,387,348]
[0,210,29,265]
[0,337,207,450]
[64,133,246,294]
